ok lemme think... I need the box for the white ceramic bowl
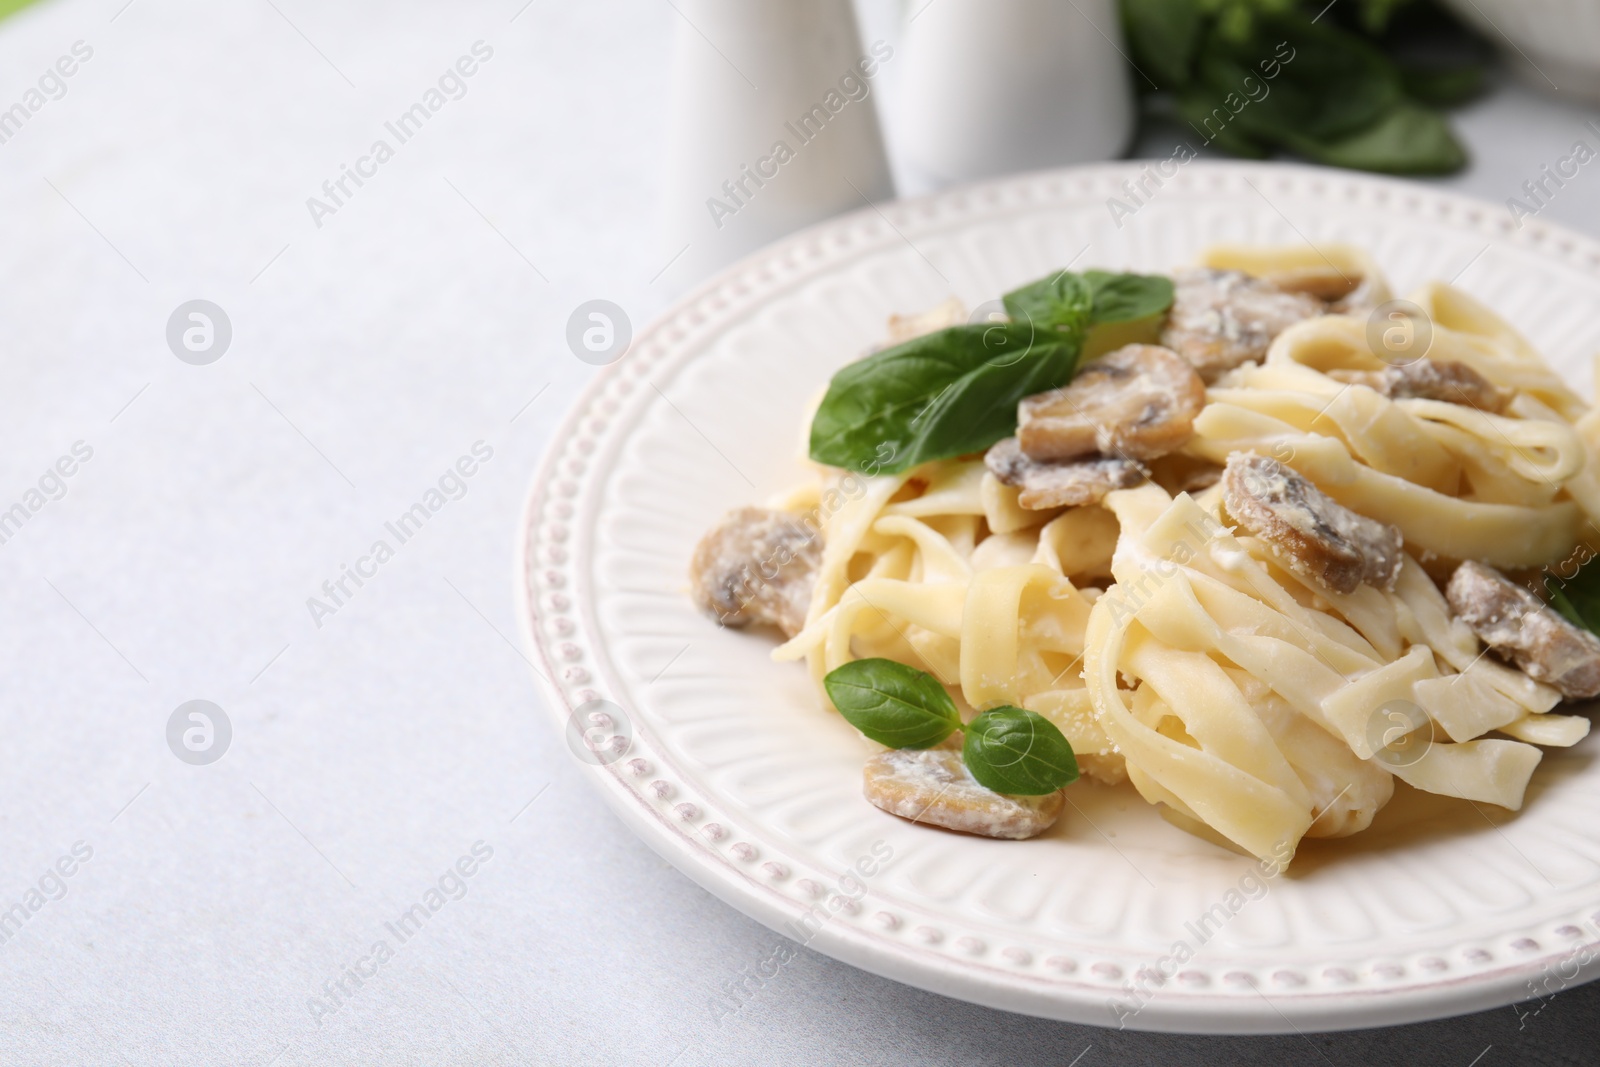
[518,161,1600,1033]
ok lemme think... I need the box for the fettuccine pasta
[692,245,1600,868]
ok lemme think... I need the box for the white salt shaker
[660,0,896,286]
[895,0,1136,191]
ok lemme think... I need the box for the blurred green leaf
[1217,15,1400,141]
[1176,91,1270,157]
[1400,63,1487,106]
[1355,0,1417,34]
[1540,547,1600,632]
[1115,0,1470,175]
[0,0,46,20]
[1287,99,1467,173]
[1213,2,1256,43]
[1123,0,1204,88]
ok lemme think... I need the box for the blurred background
[659,0,1600,281]
[0,0,1596,1063]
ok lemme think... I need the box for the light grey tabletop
[0,0,1597,1064]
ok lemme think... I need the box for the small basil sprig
[1000,270,1094,336]
[1002,270,1172,334]
[807,269,1172,475]
[1084,270,1174,326]
[963,707,1081,795]
[824,658,963,749]
[823,659,1078,796]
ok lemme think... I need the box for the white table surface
[1,1,1597,1064]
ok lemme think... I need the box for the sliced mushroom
[1263,265,1363,303]
[1221,451,1404,595]
[863,747,1063,839]
[1161,268,1325,382]
[1327,358,1511,414]
[1260,265,1384,317]
[1329,272,1388,318]
[690,507,821,637]
[1016,344,1205,463]
[1148,453,1224,496]
[1446,560,1600,699]
[985,437,1146,510]
[1016,459,1145,511]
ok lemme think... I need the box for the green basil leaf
[962,707,1079,795]
[1176,91,1271,159]
[1199,16,1399,145]
[1121,0,1204,89]
[1083,271,1175,325]
[1287,99,1466,175]
[1277,22,1401,142]
[905,324,1081,466]
[1400,63,1486,107]
[1354,0,1414,34]
[1001,270,1094,335]
[808,321,1078,473]
[823,658,961,749]
[810,268,1107,473]
[1548,583,1587,630]
[807,269,1167,474]
[1542,548,1600,632]
[1211,2,1257,47]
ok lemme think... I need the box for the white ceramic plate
[517,162,1600,1033]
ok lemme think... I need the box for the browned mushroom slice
[1148,453,1224,495]
[1017,457,1148,510]
[1221,452,1404,594]
[1327,358,1511,414]
[982,434,1035,485]
[1263,265,1363,303]
[1446,560,1600,699]
[1161,268,1325,382]
[1331,273,1387,317]
[863,748,1063,839]
[690,507,821,637]
[986,437,1145,510]
[1255,264,1382,315]
[1016,344,1205,463]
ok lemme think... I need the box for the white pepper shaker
[895,0,1136,191]
[660,0,896,287]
